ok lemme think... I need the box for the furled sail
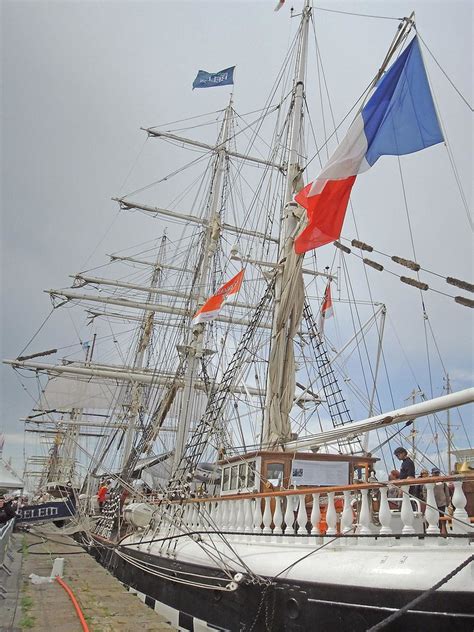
[266,241,305,445]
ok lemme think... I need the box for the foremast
[173,96,234,470]
[120,236,166,468]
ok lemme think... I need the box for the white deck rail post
[326,492,337,536]
[452,481,472,534]
[378,487,393,535]
[400,487,416,535]
[310,493,321,536]
[424,483,440,535]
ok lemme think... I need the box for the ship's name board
[16,500,75,524]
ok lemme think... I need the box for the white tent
[0,459,24,490]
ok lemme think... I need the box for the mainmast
[262,0,311,446]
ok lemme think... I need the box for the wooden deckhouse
[219,450,378,496]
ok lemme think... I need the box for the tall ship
[5,2,473,631]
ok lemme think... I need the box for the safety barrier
[0,518,15,598]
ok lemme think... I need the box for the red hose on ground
[55,575,90,632]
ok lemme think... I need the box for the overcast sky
[1,0,472,476]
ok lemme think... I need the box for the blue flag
[192,66,235,90]
[362,37,443,166]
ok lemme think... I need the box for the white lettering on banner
[18,504,62,521]
[201,73,228,85]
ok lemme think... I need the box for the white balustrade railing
[146,476,473,545]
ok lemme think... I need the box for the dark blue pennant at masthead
[192,66,235,89]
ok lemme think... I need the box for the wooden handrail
[157,473,474,504]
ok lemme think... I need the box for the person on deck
[97,481,108,512]
[387,470,402,509]
[393,447,416,495]
[413,469,429,506]
[429,467,451,535]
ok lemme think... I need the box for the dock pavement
[1,529,177,631]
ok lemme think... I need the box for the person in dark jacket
[394,447,416,494]
[0,496,17,525]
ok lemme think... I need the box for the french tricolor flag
[192,270,244,325]
[318,281,334,333]
[295,37,443,254]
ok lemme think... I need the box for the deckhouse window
[247,461,256,488]
[267,462,284,486]
[222,467,230,491]
[239,463,246,487]
[230,465,238,489]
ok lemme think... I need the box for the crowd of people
[387,446,453,533]
[0,493,28,525]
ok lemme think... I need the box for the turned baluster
[284,495,294,539]
[227,500,237,536]
[235,499,245,533]
[359,489,372,535]
[200,503,209,531]
[310,493,321,535]
[243,498,253,533]
[262,496,273,534]
[220,500,229,530]
[213,501,222,529]
[424,483,440,535]
[378,487,393,535]
[325,492,338,536]
[400,488,416,534]
[296,494,308,539]
[195,503,202,530]
[341,490,354,535]
[183,503,192,527]
[452,480,471,533]
[253,496,263,538]
[187,503,195,530]
[273,496,283,535]
[206,501,214,524]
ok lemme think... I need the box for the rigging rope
[314,5,403,21]
[415,30,473,112]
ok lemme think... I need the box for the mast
[120,235,166,468]
[262,0,311,446]
[446,373,452,473]
[173,96,233,470]
[405,388,422,461]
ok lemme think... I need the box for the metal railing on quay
[0,518,16,598]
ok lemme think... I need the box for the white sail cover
[266,247,305,444]
[39,376,123,411]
